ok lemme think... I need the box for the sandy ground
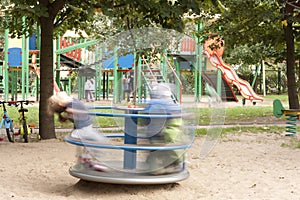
[0,130,300,200]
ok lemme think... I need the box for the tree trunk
[39,17,56,139]
[280,0,300,109]
[38,0,67,139]
[284,21,299,109]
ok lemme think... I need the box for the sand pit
[0,131,299,200]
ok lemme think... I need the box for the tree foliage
[0,0,200,139]
[195,0,300,108]
[198,1,283,64]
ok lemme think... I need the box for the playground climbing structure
[140,54,182,103]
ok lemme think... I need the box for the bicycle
[0,101,15,143]
[8,100,35,143]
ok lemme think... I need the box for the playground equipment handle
[162,53,182,104]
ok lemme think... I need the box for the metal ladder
[141,56,166,91]
[141,55,182,103]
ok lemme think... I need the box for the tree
[198,0,300,109]
[1,0,199,139]
[280,0,300,109]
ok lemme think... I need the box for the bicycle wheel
[22,124,28,143]
[6,128,14,143]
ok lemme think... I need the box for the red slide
[203,38,263,102]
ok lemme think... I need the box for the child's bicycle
[0,101,15,143]
[8,100,36,143]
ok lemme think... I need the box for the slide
[202,72,238,102]
[60,54,84,68]
[203,39,263,102]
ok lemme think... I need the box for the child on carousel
[47,91,108,171]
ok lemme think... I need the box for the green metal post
[113,46,119,103]
[175,58,181,100]
[262,60,266,96]
[132,53,140,105]
[21,16,26,100]
[195,22,203,102]
[82,76,85,99]
[55,40,98,54]
[78,77,82,99]
[4,17,9,101]
[21,37,25,100]
[0,19,3,100]
[99,49,103,100]
[25,37,29,100]
[20,16,30,100]
[278,68,281,94]
[11,71,15,100]
[161,52,167,80]
[251,63,260,88]
[68,76,72,94]
[37,26,41,50]
[95,47,102,100]
[11,71,17,100]
[118,66,123,102]
[94,48,99,100]
[56,35,61,90]
[137,55,143,103]
[136,56,141,102]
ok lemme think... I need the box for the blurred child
[144,83,185,175]
[48,91,108,171]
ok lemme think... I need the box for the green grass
[0,106,119,129]
[197,106,274,125]
[195,126,285,137]
[0,94,285,129]
[264,94,289,102]
[0,102,277,128]
[0,106,40,127]
[280,138,300,149]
